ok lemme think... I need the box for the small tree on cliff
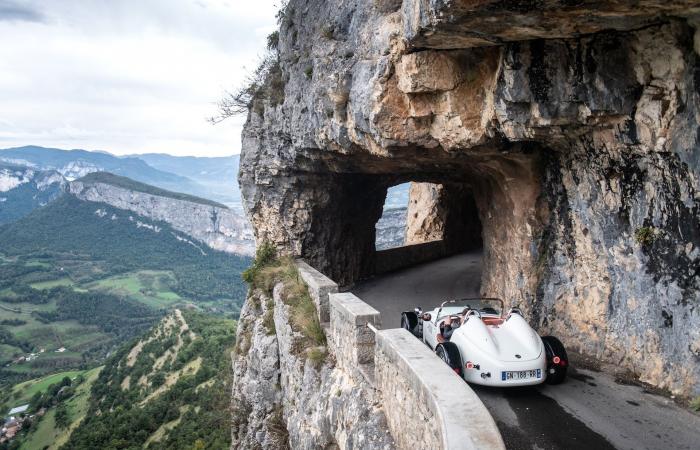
[242,241,277,285]
[209,2,288,123]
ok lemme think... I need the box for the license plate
[501,369,541,381]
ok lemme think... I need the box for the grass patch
[242,243,326,358]
[286,287,326,348]
[263,298,276,335]
[15,367,101,450]
[7,370,84,406]
[307,347,326,368]
[320,25,335,39]
[29,277,74,290]
[25,259,51,268]
[690,396,700,412]
[85,270,182,309]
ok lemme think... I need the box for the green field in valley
[7,370,86,406]
[0,197,250,388]
[85,270,183,309]
[29,277,74,290]
[0,366,103,450]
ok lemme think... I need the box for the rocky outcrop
[69,179,254,256]
[239,1,700,396]
[231,285,395,449]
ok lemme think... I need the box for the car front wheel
[401,312,420,338]
[436,342,463,377]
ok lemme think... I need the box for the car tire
[542,336,568,385]
[401,312,420,337]
[436,342,463,377]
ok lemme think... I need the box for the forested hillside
[0,194,250,386]
[62,310,235,449]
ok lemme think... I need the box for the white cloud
[0,0,280,156]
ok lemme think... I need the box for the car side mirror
[421,313,432,321]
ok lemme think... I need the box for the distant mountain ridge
[76,172,228,209]
[69,173,254,256]
[0,146,241,208]
[128,152,242,209]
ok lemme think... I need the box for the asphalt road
[352,251,700,450]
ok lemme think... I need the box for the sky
[0,0,280,157]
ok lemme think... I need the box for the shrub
[242,241,278,286]
[304,66,313,79]
[210,55,285,121]
[266,31,279,51]
[634,226,658,246]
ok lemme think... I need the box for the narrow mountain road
[352,251,700,450]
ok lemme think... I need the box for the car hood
[456,315,542,362]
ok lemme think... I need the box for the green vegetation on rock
[241,244,326,359]
[634,226,659,246]
[691,396,700,412]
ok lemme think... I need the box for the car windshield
[436,298,504,320]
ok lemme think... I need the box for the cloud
[0,0,280,156]
[0,0,43,22]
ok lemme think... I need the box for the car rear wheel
[542,336,568,385]
[436,342,463,377]
[401,312,420,338]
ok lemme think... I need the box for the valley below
[0,147,251,449]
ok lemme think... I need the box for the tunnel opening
[343,146,545,328]
[373,181,484,274]
[293,142,545,308]
[375,183,411,250]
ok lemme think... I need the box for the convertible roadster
[401,298,568,386]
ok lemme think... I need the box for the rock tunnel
[284,142,541,297]
[239,0,700,396]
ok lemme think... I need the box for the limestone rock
[396,51,462,93]
[231,286,395,449]
[69,180,254,256]
[239,0,700,396]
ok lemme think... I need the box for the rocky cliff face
[239,1,700,396]
[69,179,254,256]
[231,285,394,449]
[0,164,65,225]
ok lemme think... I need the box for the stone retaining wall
[296,259,338,322]
[305,257,505,450]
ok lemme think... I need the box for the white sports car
[401,298,568,386]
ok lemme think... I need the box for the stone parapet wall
[374,240,449,275]
[329,292,381,370]
[375,329,505,450]
[296,259,338,322]
[302,260,504,449]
